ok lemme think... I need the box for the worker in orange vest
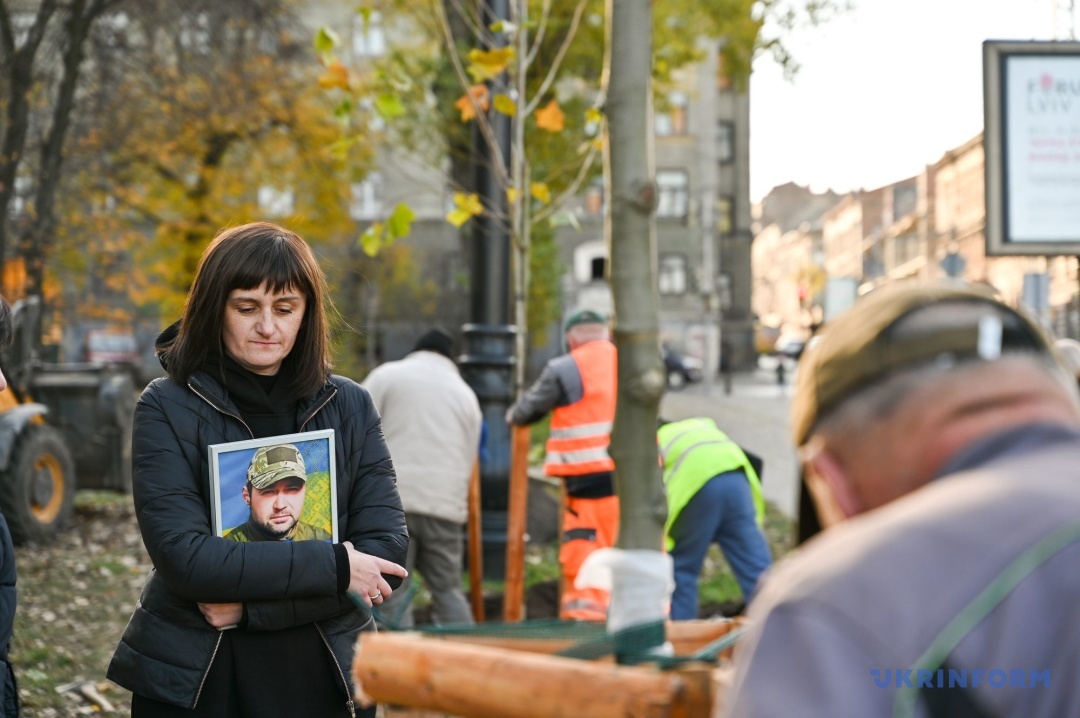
[506,309,618,621]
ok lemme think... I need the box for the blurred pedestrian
[724,281,1080,718]
[657,417,770,620]
[362,327,482,627]
[507,309,617,621]
[0,295,20,718]
[108,222,408,718]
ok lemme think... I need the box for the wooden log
[467,459,484,623]
[355,632,688,718]
[504,424,531,622]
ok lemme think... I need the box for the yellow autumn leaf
[493,94,517,117]
[466,46,515,83]
[530,182,551,204]
[317,60,349,90]
[446,192,483,227]
[454,85,490,122]
[446,209,473,228]
[507,187,518,204]
[535,99,565,132]
[585,107,603,125]
[454,192,484,215]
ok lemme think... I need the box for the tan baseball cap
[247,444,307,490]
[791,281,1055,447]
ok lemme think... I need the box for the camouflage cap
[247,443,307,490]
[791,281,1055,447]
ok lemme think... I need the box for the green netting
[419,618,608,642]
[407,617,744,669]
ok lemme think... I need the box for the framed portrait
[208,429,338,543]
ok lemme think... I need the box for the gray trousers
[380,513,475,628]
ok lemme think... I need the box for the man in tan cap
[723,281,1080,717]
[224,443,331,542]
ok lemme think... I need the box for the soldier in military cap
[224,443,331,542]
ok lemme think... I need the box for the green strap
[893,519,1080,718]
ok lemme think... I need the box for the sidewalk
[660,356,799,516]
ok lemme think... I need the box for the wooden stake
[467,459,484,623]
[503,424,531,622]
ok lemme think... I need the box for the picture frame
[208,429,338,543]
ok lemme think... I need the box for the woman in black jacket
[107,223,408,718]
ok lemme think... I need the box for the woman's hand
[342,541,408,607]
[198,602,243,630]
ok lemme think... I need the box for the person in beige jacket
[362,328,482,627]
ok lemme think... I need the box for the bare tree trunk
[604,0,665,550]
[0,0,59,272]
[26,0,109,302]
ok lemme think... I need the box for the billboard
[984,40,1080,255]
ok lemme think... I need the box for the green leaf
[493,94,517,117]
[313,27,339,54]
[374,93,406,119]
[385,203,416,239]
[360,224,384,256]
[326,136,357,159]
[333,98,353,119]
[356,6,372,24]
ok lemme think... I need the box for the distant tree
[58,0,365,320]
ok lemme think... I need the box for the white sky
[749,0,1064,201]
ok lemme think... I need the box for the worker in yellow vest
[658,417,771,620]
[506,309,617,621]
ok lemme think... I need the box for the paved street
[660,356,799,516]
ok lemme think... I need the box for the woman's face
[222,283,306,376]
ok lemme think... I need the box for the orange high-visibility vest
[544,340,617,477]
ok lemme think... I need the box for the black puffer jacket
[107,370,407,709]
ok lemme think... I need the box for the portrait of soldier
[223,443,332,542]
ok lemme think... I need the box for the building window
[658,254,687,295]
[717,121,734,164]
[656,170,689,219]
[655,92,689,137]
[258,186,295,217]
[717,47,732,91]
[179,12,211,54]
[350,174,382,220]
[583,180,603,215]
[8,176,31,219]
[590,257,606,281]
[352,11,386,58]
[716,195,733,236]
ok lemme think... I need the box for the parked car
[773,333,808,360]
[84,330,140,366]
[663,347,703,389]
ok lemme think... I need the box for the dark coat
[107,370,407,709]
[0,513,18,718]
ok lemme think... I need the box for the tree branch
[523,0,586,116]
[532,141,598,225]
[523,0,550,68]
[435,0,510,189]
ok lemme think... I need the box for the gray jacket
[725,425,1080,718]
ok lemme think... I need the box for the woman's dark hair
[164,222,332,397]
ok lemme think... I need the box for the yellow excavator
[0,297,134,544]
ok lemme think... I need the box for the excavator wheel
[0,424,76,544]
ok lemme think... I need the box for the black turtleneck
[202,353,298,438]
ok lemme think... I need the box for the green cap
[791,281,1054,446]
[564,308,607,332]
[247,444,307,490]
